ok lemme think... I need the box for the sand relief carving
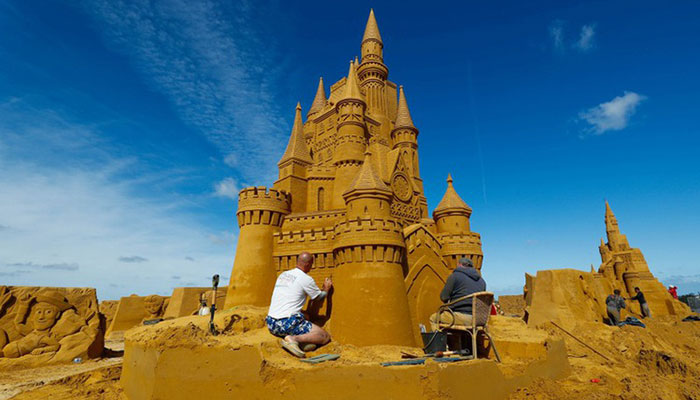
[142,295,168,322]
[0,287,102,365]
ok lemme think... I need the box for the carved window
[317,187,325,211]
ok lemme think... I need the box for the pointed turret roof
[340,61,365,103]
[307,77,327,117]
[344,152,391,196]
[605,200,614,218]
[605,200,619,232]
[278,102,312,166]
[362,9,383,44]
[395,86,416,129]
[434,174,472,215]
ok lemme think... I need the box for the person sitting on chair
[430,257,486,331]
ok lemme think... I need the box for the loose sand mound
[509,316,700,399]
[7,363,122,400]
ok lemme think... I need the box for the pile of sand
[509,316,700,399]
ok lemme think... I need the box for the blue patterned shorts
[265,313,312,337]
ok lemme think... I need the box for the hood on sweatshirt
[455,266,481,281]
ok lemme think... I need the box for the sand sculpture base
[120,307,570,400]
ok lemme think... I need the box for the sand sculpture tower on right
[597,201,688,316]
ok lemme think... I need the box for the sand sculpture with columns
[225,10,483,346]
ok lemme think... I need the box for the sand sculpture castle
[595,201,686,315]
[224,10,482,346]
[525,202,689,327]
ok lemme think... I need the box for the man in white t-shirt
[266,252,332,358]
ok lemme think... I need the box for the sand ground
[4,315,700,400]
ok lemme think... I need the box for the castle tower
[433,174,472,234]
[595,201,689,316]
[433,174,484,269]
[225,187,291,308]
[275,103,312,213]
[331,152,416,346]
[307,77,327,119]
[358,9,389,116]
[391,86,424,193]
[331,61,367,208]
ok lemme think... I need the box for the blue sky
[1,0,699,299]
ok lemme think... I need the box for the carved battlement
[274,226,335,246]
[334,217,405,250]
[237,186,291,214]
[439,232,483,254]
[234,186,291,227]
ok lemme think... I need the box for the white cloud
[0,101,233,299]
[81,0,287,184]
[549,20,564,51]
[575,24,596,51]
[118,256,148,263]
[214,177,239,199]
[578,91,647,135]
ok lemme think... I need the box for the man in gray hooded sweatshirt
[430,257,486,330]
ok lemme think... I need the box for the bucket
[421,331,447,354]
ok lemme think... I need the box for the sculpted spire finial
[434,173,471,215]
[345,150,390,194]
[362,9,382,45]
[395,86,416,129]
[307,77,327,117]
[278,102,312,166]
[340,61,365,103]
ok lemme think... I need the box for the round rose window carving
[392,173,412,202]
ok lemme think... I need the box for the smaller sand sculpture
[0,287,103,368]
[525,202,691,328]
[105,294,170,340]
[142,295,167,322]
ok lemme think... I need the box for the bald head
[297,252,314,273]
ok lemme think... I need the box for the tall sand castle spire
[279,102,312,165]
[307,77,327,117]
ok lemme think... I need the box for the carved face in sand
[32,302,61,331]
[144,296,164,316]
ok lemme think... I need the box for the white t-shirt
[268,268,323,319]
[198,306,210,316]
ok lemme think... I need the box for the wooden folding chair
[436,291,501,362]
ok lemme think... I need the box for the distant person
[197,299,210,316]
[668,285,678,299]
[628,287,651,318]
[605,289,626,325]
[430,257,486,330]
[266,252,332,358]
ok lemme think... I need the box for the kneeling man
[266,252,332,357]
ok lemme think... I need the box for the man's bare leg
[285,323,330,346]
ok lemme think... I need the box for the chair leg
[472,329,478,359]
[483,331,501,363]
